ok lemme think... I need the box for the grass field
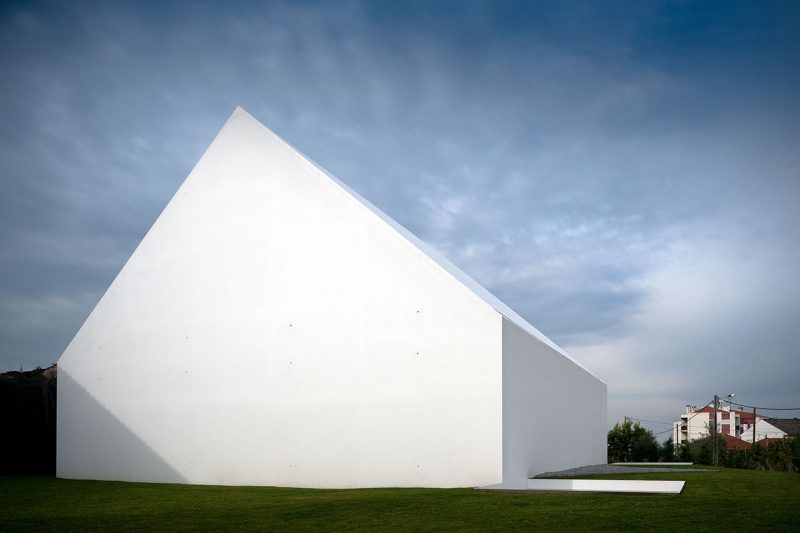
[1,468,798,531]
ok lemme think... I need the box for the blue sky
[1,0,799,429]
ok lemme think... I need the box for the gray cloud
[1,0,798,430]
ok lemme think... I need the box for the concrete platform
[526,479,685,494]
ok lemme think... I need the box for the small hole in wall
[289,324,293,327]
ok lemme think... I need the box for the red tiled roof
[721,434,750,450]
[692,433,751,449]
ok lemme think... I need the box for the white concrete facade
[501,318,606,488]
[673,404,717,445]
[57,107,606,488]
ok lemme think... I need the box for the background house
[673,404,788,445]
[763,418,800,439]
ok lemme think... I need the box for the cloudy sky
[2,0,799,431]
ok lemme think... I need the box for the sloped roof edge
[764,418,800,435]
[232,107,602,383]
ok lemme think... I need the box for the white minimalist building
[57,107,606,489]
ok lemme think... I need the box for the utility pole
[713,394,719,467]
[753,407,757,445]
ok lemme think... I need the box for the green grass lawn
[1,468,798,531]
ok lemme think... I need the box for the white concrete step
[526,478,685,494]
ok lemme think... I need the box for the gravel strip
[534,464,713,478]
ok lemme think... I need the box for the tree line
[607,419,800,472]
[607,420,674,463]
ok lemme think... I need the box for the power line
[626,399,717,439]
[628,399,715,428]
[651,427,674,436]
[628,418,673,426]
[726,400,800,411]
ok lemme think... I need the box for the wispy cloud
[1,0,798,426]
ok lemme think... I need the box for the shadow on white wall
[57,369,185,483]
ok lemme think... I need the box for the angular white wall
[58,108,503,488]
[501,318,607,487]
[57,107,605,488]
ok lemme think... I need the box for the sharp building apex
[230,105,254,120]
